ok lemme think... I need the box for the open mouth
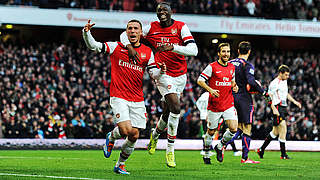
[222,56,229,61]
[159,14,167,21]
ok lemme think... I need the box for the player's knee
[119,127,131,137]
[128,129,139,142]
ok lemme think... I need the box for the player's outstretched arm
[287,94,302,108]
[82,20,103,52]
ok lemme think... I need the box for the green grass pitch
[0,150,319,179]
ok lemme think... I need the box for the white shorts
[199,110,208,120]
[207,106,238,130]
[196,101,208,120]
[156,74,187,101]
[110,97,147,129]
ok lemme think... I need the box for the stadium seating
[0,0,319,21]
[0,41,319,140]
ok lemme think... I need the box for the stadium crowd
[0,0,320,21]
[0,40,319,141]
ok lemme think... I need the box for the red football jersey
[145,20,194,77]
[200,61,235,112]
[105,42,154,102]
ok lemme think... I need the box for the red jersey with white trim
[145,20,194,77]
[200,61,235,112]
[104,42,154,102]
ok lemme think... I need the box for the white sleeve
[198,65,212,81]
[181,24,193,40]
[147,52,161,79]
[196,92,209,109]
[268,80,277,96]
[232,68,235,81]
[172,24,198,56]
[172,43,198,56]
[82,30,103,52]
[120,31,131,47]
[104,42,118,55]
[120,24,151,47]
[142,24,151,37]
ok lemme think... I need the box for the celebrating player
[228,41,274,163]
[120,2,198,168]
[197,43,238,164]
[83,19,165,175]
[257,65,302,159]
[196,92,241,161]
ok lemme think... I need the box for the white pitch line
[0,173,108,180]
[0,156,82,160]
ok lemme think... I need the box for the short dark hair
[127,19,142,29]
[217,43,230,53]
[158,2,171,8]
[278,64,290,73]
[238,41,251,54]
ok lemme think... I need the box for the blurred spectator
[1,0,320,21]
[0,39,318,141]
[246,0,256,16]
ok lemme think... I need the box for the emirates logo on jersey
[171,28,177,35]
[119,59,143,72]
[216,77,231,86]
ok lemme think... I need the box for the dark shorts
[272,105,287,126]
[234,100,254,124]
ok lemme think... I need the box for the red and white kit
[103,42,156,129]
[145,21,194,77]
[121,20,197,97]
[199,61,238,129]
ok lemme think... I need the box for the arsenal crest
[171,28,177,35]
[141,53,146,59]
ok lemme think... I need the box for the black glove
[263,91,272,105]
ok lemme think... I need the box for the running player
[196,92,241,162]
[197,43,238,164]
[83,19,165,174]
[120,2,198,168]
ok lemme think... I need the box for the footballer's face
[156,4,172,23]
[126,22,142,45]
[280,72,290,80]
[218,46,231,63]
